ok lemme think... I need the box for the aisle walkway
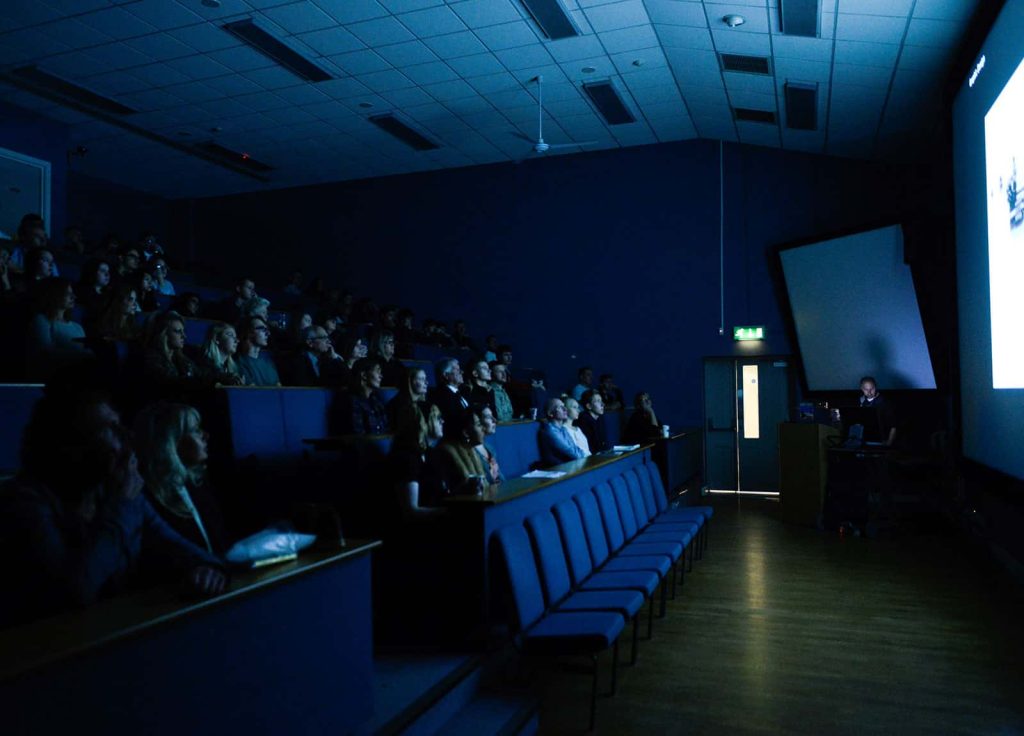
[537,497,1024,735]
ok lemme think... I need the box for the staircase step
[434,692,539,736]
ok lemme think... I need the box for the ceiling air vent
[520,0,580,40]
[784,82,817,130]
[720,54,772,75]
[733,108,777,124]
[369,114,439,151]
[11,66,136,115]
[582,81,636,126]
[780,0,820,38]
[223,19,333,83]
[197,142,273,173]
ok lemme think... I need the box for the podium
[779,422,838,527]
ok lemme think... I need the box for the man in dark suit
[575,389,610,453]
[427,357,470,438]
[289,325,349,387]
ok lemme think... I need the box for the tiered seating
[0,383,44,478]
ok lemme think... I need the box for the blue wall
[67,172,170,251]
[173,139,921,427]
[0,101,69,239]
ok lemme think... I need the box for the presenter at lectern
[858,376,896,446]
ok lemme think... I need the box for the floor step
[433,692,539,736]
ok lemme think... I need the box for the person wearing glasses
[149,257,175,296]
[236,316,281,387]
[289,325,348,386]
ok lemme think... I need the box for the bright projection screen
[953,0,1024,481]
[779,225,936,393]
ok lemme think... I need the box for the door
[0,147,50,239]
[704,357,793,492]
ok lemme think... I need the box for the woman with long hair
[142,311,206,391]
[471,404,503,484]
[92,283,141,341]
[200,322,245,386]
[368,328,405,387]
[26,277,92,379]
[438,411,488,496]
[387,365,428,431]
[75,257,112,318]
[389,403,447,517]
[133,402,228,555]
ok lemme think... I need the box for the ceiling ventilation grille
[223,19,333,82]
[733,107,777,124]
[11,66,136,115]
[780,0,820,37]
[582,81,636,125]
[520,0,580,40]
[784,82,818,130]
[369,114,440,151]
[720,54,773,75]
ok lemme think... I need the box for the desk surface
[445,445,652,507]
[0,539,380,682]
[301,420,541,450]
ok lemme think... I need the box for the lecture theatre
[2,0,1024,733]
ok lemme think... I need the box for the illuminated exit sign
[733,325,765,341]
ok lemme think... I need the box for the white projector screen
[779,225,936,392]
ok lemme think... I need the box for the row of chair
[495,462,712,731]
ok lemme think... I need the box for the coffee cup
[661,425,670,438]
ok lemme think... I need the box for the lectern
[779,422,838,527]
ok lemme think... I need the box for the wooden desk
[0,541,380,735]
[651,428,702,499]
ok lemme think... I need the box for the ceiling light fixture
[581,66,596,74]
[723,14,746,28]
[201,0,221,8]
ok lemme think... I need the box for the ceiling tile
[834,13,907,44]
[328,49,392,75]
[422,78,477,100]
[645,0,707,27]
[704,3,770,33]
[358,68,416,92]
[583,0,651,33]
[398,5,468,37]
[375,39,439,66]
[296,27,366,55]
[837,0,914,16]
[475,20,539,51]
[347,16,416,46]
[403,60,460,84]
[599,24,660,54]
[448,0,523,29]
[493,44,554,71]
[313,0,390,24]
[656,24,713,50]
[905,17,961,48]
[833,40,900,68]
[912,0,979,22]
[421,30,489,58]
[261,3,338,34]
[76,7,159,39]
[710,29,771,55]
[446,52,506,77]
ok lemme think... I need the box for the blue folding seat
[624,469,699,579]
[639,463,713,557]
[495,524,625,731]
[525,511,644,663]
[594,482,683,564]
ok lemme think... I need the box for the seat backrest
[525,511,573,605]
[644,462,669,512]
[552,499,598,583]
[281,388,333,455]
[222,387,287,459]
[378,386,399,405]
[495,524,546,633]
[183,318,216,346]
[625,469,654,525]
[0,384,44,475]
[610,475,640,538]
[634,464,659,518]
[592,483,627,552]
[492,420,541,479]
[571,492,611,568]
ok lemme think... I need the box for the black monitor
[840,405,883,444]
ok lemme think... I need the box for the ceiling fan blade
[545,140,599,150]
[510,131,536,143]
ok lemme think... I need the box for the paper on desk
[612,444,641,452]
[522,470,568,479]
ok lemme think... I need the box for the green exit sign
[733,325,765,341]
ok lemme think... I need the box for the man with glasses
[428,357,471,438]
[236,317,281,386]
[289,325,347,386]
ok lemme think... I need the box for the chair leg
[670,562,678,599]
[609,640,619,696]
[589,654,599,732]
[658,577,667,617]
[687,540,694,572]
[631,613,640,665]
[646,595,655,639]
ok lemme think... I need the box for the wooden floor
[536,497,1024,735]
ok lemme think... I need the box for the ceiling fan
[512,75,596,158]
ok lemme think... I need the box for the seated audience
[427,358,470,437]
[576,389,610,453]
[14,246,55,293]
[387,366,428,431]
[624,392,662,444]
[472,405,503,484]
[394,308,419,355]
[467,359,497,416]
[63,225,87,255]
[200,322,245,386]
[0,388,225,628]
[9,214,55,275]
[369,328,405,387]
[236,316,281,387]
[563,396,592,457]
[116,246,141,280]
[437,411,488,495]
[283,270,304,296]
[389,403,446,518]
[289,325,349,386]
[138,232,164,263]
[240,295,270,322]
[340,334,368,373]
[91,283,141,341]
[339,357,389,434]
[142,311,207,392]
[483,334,498,363]
[75,257,112,318]
[285,310,313,350]
[572,365,594,401]
[212,277,256,324]
[172,291,201,318]
[452,320,478,352]
[150,257,175,296]
[129,269,159,312]
[489,362,515,422]
[538,397,588,466]
[0,241,12,295]
[599,373,625,411]
[26,277,92,380]
[133,403,229,556]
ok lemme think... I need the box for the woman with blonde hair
[133,402,228,556]
[389,403,447,518]
[142,311,207,392]
[200,322,245,386]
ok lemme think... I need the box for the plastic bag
[225,522,317,565]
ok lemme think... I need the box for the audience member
[236,316,281,387]
[576,389,610,453]
[0,241,12,295]
[483,334,498,363]
[340,334,368,373]
[75,257,112,318]
[340,357,389,434]
[538,397,588,466]
[117,246,141,280]
[428,358,470,437]
[389,403,447,518]
[213,277,256,324]
[283,271,304,296]
[133,403,228,556]
[563,396,592,457]
[289,325,349,386]
[142,311,207,392]
[395,308,419,355]
[63,225,87,255]
[129,269,159,312]
[489,362,515,422]
[150,257,175,296]
[91,284,141,341]
[240,295,270,322]
[388,366,428,431]
[138,232,164,263]
[285,310,313,350]
[437,412,488,495]
[599,373,625,412]
[0,389,225,628]
[452,320,478,352]
[200,322,245,386]
[26,278,92,380]
[172,291,201,318]
[472,405,503,484]
[9,214,57,275]
[15,246,55,293]
[623,392,661,444]
[572,366,594,401]
[369,328,405,387]
[467,359,497,416]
